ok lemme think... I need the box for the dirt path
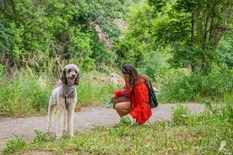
[0,103,205,150]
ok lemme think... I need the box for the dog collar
[62,84,76,97]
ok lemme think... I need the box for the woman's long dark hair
[122,64,149,90]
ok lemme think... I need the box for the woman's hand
[111,93,117,101]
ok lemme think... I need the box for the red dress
[114,79,152,125]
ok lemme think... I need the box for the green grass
[0,71,53,117]
[158,69,233,104]
[2,105,232,155]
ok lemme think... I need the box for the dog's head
[60,64,80,86]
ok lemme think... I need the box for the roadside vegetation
[0,0,232,154]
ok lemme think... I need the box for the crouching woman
[111,64,152,125]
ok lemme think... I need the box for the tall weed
[0,70,53,116]
[172,105,191,126]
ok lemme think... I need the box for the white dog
[46,64,80,137]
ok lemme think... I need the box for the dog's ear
[60,69,67,84]
[75,73,80,85]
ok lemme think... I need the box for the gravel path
[0,103,205,150]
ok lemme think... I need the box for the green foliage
[115,2,154,66]
[2,135,27,155]
[90,33,117,66]
[172,104,191,126]
[114,0,233,77]
[138,49,170,81]
[0,0,125,71]
[33,130,56,147]
[217,30,233,69]
[0,22,15,55]
[153,13,190,48]
[148,0,170,12]
[149,0,233,74]
[169,45,216,74]
[114,2,171,81]
[86,0,123,42]
[0,64,5,73]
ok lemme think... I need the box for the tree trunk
[191,12,195,43]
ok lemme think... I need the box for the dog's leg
[46,101,56,133]
[63,110,67,133]
[67,108,75,137]
[56,107,64,138]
